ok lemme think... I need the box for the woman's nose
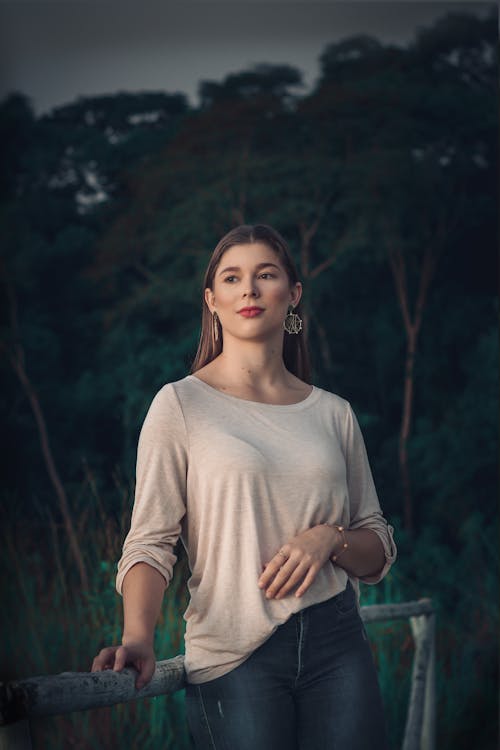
[243,280,259,297]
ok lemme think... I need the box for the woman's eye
[223,272,275,282]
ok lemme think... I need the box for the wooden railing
[0,599,435,750]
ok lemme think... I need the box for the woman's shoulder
[149,374,213,411]
[142,377,193,420]
[313,384,351,413]
[284,371,351,412]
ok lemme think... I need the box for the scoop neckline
[186,374,321,410]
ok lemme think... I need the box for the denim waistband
[293,578,352,616]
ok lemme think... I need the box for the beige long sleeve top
[116,375,397,684]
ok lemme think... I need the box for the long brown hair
[190,224,312,383]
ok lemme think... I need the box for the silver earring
[283,305,302,334]
[212,311,220,342]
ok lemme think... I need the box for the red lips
[238,306,264,317]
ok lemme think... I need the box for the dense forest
[1,9,498,749]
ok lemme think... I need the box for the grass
[1,482,497,749]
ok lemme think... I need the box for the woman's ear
[205,287,215,314]
[290,282,302,307]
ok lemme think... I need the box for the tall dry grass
[1,475,497,749]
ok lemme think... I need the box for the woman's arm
[342,402,397,584]
[122,562,167,645]
[91,562,165,689]
[258,524,385,599]
[93,384,188,689]
[116,384,188,597]
[326,525,386,580]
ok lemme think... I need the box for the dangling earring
[283,305,303,334]
[212,311,220,342]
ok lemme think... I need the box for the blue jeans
[185,580,388,749]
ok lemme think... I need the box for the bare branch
[2,276,89,591]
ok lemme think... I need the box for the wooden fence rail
[0,599,435,750]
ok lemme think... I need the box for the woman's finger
[136,658,156,690]
[91,646,118,672]
[258,560,282,589]
[264,558,300,598]
[294,566,318,598]
[113,645,129,672]
[258,548,292,588]
[260,556,293,591]
[273,562,312,599]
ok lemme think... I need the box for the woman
[92,224,397,749]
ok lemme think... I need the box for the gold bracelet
[321,523,349,562]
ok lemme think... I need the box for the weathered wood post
[420,611,436,750]
[403,601,436,750]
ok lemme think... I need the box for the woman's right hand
[91,641,156,690]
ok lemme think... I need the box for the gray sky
[0,1,494,115]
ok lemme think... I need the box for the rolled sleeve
[343,402,397,585]
[115,383,188,596]
[353,521,397,584]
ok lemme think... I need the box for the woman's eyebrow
[217,262,281,276]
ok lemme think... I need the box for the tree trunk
[3,280,89,591]
[400,328,417,534]
[387,241,437,535]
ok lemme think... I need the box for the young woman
[92,224,397,750]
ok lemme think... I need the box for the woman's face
[205,242,302,343]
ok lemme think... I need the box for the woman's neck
[215,345,289,389]
[193,337,310,403]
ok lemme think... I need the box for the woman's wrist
[322,526,386,579]
[320,523,349,562]
[122,632,154,648]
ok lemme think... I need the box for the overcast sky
[0,1,494,116]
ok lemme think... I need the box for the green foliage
[1,486,192,749]
[0,9,497,749]
[360,510,498,749]
[199,62,304,109]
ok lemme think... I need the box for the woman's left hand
[258,525,338,599]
